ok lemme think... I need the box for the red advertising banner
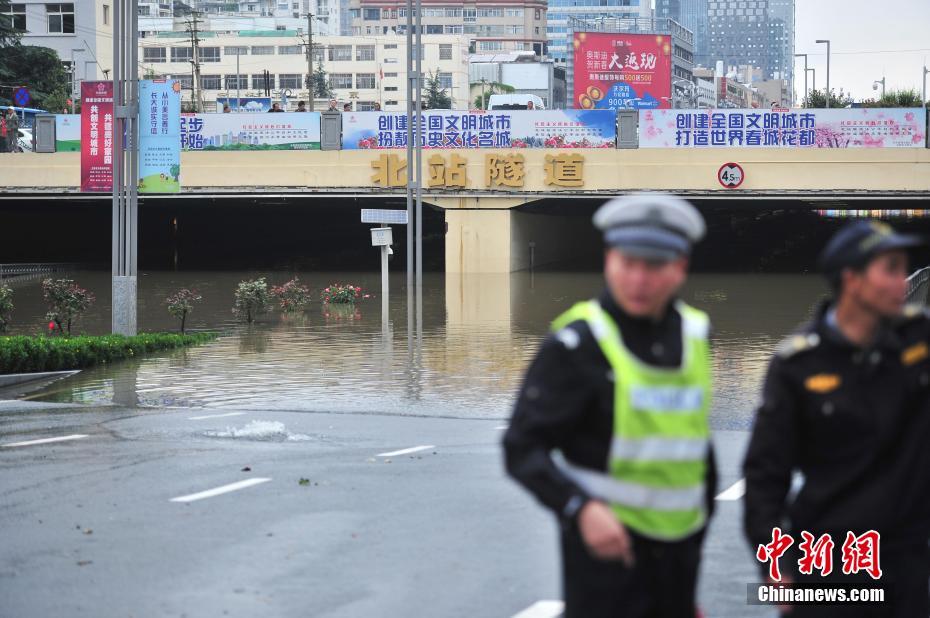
[573,32,672,110]
[80,81,114,192]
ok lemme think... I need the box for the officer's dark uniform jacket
[744,300,930,559]
[503,290,718,617]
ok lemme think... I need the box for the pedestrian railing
[906,266,930,305]
[0,263,75,282]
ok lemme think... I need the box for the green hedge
[0,332,218,374]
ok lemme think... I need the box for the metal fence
[906,266,930,305]
[0,263,75,283]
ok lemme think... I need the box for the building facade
[346,0,547,56]
[4,0,113,102]
[136,32,471,111]
[654,0,707,65]
[546,0,652,65]
[705,0,793,84]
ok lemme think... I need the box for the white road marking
[187,412,248,421]
[512,600,565,618]
[715,478,746,501]
[376,445,435,457]
[1,434,89,448]
[170,478,272,503]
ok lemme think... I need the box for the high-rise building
[546,0,652,65]
[654,0,707,65]
[347,0,548,56]
[705,0,794,85]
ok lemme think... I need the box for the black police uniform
[743,301,930,617]
[504,290,718,618]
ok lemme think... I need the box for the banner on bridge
[180,112,321,150]
[341,110,617,149]
[639,108,926,148]
[138,79,181,194]
[79,81,114,193]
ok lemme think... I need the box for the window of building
[329,73,352,89]
[329,45,352,61]
[171,47,192,62]
[478,41,504,51]
[225,46,248,56]
[444,25,462,34]
[384,86,398,92]
[363,7,379,20]
[356,73,376,89]
[438,72,452,89]
[278,45,301,55]
[251,45,274,55]
[312,47,324,62]
[4,3,26,30]
[278,74,301,88]
[535,8,541,19]
[356,101,377,111]
[384,100,398,106]
[46,3,74,34]
[275,25,286,30]
[383,44,398,49]
[463,8,476,22]
[383,57,397,64]
[356,45,375,61]
[200,47,220,62]
[252,73,274,89]
[137,5,150,15]
[170,74,193,89]
[439,44,452,60]
[200,74,221,89]
[224,74,247,89]
[348,8,360,19]
[444,8,461,17]
[426,25,442,34]
[143,47,166,63]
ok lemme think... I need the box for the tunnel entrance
[512,197,930,273]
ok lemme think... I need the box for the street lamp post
[70,48,86,113]
[816,39,830,107]
[873,77,885,99]
[807,67,816,99]
[794,53,808,106]
[921,65,930,106]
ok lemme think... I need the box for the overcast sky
[794,0,930,102]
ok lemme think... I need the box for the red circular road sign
[718,162,745,189]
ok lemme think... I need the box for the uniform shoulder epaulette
[775,331,821,360]
[901,303,930,321]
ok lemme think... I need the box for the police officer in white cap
[504,193,717,618]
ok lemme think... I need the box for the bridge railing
[906,266,930,305]
[0,263,76,283]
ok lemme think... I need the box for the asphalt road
[0,400,772,618]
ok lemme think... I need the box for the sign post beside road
[362,209,408,328]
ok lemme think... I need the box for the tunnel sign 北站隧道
[718,162,745,189]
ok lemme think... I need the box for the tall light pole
[236,47,241,111]
[921,65,930,107]
[70,48,86,113]
[872,77,885,99]
[794,53,808,106]
[305,12,315,111]
[807,67,816,102]
[816,39,830,107]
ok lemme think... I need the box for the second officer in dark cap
[743,220,930,616]
[504,193,717,618]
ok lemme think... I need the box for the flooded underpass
[2,196,929,428]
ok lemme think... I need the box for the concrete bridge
[2,149,930,273]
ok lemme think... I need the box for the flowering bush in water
[321,284,369,305]
[42,278,95,336]
[165,288,203,334]
[233,277,271,324]
[271,278,312,312]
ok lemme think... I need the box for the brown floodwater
[3,269,827,426]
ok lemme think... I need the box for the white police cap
[593,193,706,261]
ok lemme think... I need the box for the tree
[423,70,451,110]
[802,88,854,109]
[859,89,924,108]
[312,64,332,99]
[0,44,71,109]
[473,81,515,110]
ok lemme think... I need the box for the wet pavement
[0,400,768,618]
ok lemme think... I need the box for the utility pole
[305,12,314,110]
[236,47,241,111]
[187,11,203,112]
